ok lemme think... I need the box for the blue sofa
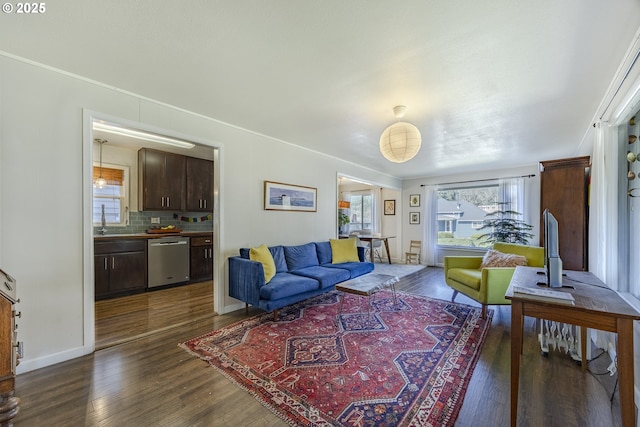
[229,241,374,319]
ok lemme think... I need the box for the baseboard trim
[17,345,93,374]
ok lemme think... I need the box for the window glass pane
[349,194,373,231]
[437,185,498,247]
[93,164,128,226]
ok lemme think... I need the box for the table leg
[617,318,636,427]
[510,300,523,427]
[383,238,392,264]
[580,327,587,373]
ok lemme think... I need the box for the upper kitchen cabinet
[186,157,213,212]
[138,148,186,211]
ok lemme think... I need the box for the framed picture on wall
[384,199,395,215]
[264,181,317,212]
[410,212,420,224]
[410,194,420,207]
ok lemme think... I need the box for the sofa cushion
[322,261,374,278]
[249,244,276,283]
[448,268,482,291]
[330,238,359,263]
[480,249,528,269]
[291,266,350,289]
[270,245,288,273]
[284,243,320,271]
[315,241,333,265]
[259,272,320,300]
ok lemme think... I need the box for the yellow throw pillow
[330,238,360,264]
[249,244,276,283]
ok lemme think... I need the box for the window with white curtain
[436,184,499,247]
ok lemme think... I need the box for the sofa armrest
[229,256,264,307]
[444,256,483,272]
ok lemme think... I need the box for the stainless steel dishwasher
[147,236,190,287]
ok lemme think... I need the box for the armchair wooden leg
[273,310,278,322]
[481,305,487,319]
[245,303,249,315]
[451,290,458,302]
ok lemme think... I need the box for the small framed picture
[384,200,395,215]
[410,194,420,207]
[409,212,420,224]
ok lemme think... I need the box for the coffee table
[335,273,399,319]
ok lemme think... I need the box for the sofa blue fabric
[229,240,374,316]
[291,265,350,289]
[259,273,320,300]
[315,241,333,265]
[284,243,319,271]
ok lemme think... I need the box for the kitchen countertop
[94,231,213,240]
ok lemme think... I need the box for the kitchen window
[93,164,129,226]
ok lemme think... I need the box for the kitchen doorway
[86,111,221,349]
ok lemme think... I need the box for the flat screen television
[543,208,563,287]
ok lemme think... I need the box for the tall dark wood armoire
[539,156,590,271]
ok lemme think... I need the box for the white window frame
[92,162,130,227]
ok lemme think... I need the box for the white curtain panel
[372,187,382,234]
[422,185,438,266]
[588,121,619,289]
[498,177,525,222]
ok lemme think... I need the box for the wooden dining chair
[405,240,422,264]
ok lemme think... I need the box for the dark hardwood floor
[14,268,622,426]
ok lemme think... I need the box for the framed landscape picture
[264,181,317,212]
[384,199,395,215]
[410,194,420,207]
[410,212,420,224]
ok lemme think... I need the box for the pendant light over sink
[94,138,107,189]
[379,105,422,163]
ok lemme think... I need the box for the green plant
[477,202,533,245]
[338,212,350,227]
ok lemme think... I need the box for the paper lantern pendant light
[379,105,422,163]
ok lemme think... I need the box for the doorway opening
[85,112,221,349]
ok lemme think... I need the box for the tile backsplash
[94,211,213,235]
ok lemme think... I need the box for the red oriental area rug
[180,290,493,426]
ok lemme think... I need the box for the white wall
[402,165,541,266]
[0,55,401,372]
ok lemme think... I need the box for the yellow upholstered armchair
[444,242,544,318]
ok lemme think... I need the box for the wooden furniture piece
[0,269,20,426]
[356,235,395,264]
[405,240,421,264]
[539,156,590,271]
[189,234,213,282]
[506,266,640,427]
[138,148,186,211]
[94,239,147,300]
[186,157,214,212]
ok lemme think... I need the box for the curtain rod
[419,174,536,187]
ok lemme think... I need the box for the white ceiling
[2,1,640,179]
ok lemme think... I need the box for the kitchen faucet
[98,204,107,235]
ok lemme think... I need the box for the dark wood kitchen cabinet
[138,148,186,211]
[94,239,147,300]
[540,156,590,271]
[186,157,214,212]
[190,234,213,282]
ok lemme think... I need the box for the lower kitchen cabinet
[190,235,213,282]
[95,239,147,299]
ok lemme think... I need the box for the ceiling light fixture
[93,122,196,149]
[94,138,107,189]
[379,105,422,163]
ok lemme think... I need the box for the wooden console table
[505,266,640,427]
